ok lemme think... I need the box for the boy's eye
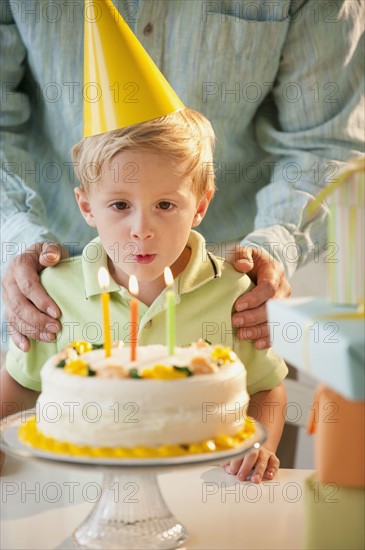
[158,201,173,210]
[112,201,129,211]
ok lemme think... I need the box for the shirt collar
[82,231,222,299]
[82,238,121,298]
[177,230,222,294]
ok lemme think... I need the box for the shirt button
[145,320,152,328]
[143,23,153,35]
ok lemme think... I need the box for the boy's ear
[192,191,213,228]
[74,187,97,227]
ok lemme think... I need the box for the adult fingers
[235,322,269,342]
[224,244,253,267]
[236,323,271,349]
[3,246,60,320]
[6,328,30,353]
[2,243,63,351]
[235,279,279,312]
[4,276,60,332]
[232,303,267,328]
[3,283,60,347]
[39,242,65,267]
[232,247,254,273]
[15,276,61,322]
[232,303,271,348]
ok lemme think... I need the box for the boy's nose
[130,216,154,241]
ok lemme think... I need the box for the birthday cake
[20,340,253,458]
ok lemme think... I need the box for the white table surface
[1,454,313,550]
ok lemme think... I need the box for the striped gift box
[327,159,364,305]
[308,158,364,306]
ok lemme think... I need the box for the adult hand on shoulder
[228,245,291,349]
[2,242,68,352]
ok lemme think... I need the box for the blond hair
[71,108,216,197]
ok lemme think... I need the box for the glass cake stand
[0,410,266,550]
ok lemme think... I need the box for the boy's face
[75,150,211,286]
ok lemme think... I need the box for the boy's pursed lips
[133,254,156,264]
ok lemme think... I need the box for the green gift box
[304,473,365,549]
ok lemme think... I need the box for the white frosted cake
[21,340,252,457]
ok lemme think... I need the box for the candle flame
[98,267,110,290]
[129,274,139,296]
[164,266,174,287]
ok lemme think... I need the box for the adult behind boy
[1,107,288,482]
[3,0,364,351]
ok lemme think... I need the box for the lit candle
[164,267,175,355]
[97,267,112,358]
[129,275,139,361]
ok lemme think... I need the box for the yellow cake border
[18,416,256,458]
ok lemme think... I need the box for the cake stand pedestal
[0,411,266,550]
[74,470,187,549]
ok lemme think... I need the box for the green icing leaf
[173,366,193,377]
[91,343,104,350]
[129,368,142,379]
[87,368,97,377]
[56,359,66,369]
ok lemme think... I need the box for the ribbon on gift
[307,157,365,215]
[314,301,364,320]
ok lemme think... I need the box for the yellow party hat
[84,0,185,137]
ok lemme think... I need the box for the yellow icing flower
[141,368,154,378]
[154,365,189,379]
[69,341,93,355]
[64,359,89,377]
[141,365,189,380]
[210,346,237,363]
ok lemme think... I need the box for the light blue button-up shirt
[1,0,364,281]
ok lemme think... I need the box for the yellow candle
[164,267,175,356]
[129,275,139,361]
[97,267,112,357]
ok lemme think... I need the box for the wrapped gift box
[307,384,365,487]
[327,159,364,305]
[304,473,365,549]
[308,157,364,306]
[267,297,364,400]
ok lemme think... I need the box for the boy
[1,108,287,482]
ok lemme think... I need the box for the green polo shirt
[6,231,287,394]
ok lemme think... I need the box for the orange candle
[129,275,139,361]
[97,267,112,357]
